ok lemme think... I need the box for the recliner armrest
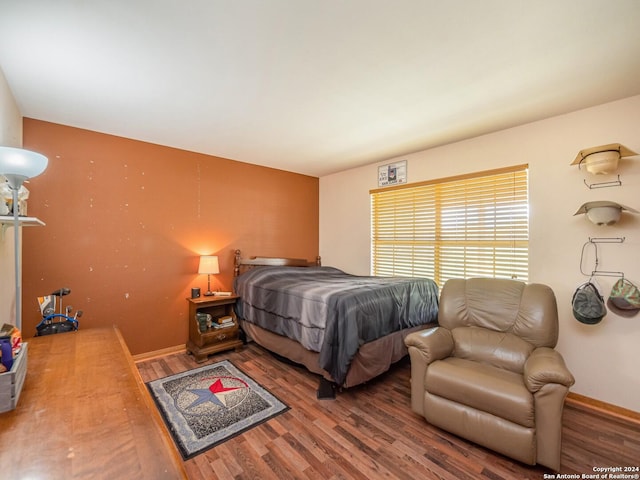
[404,327,454,365]
[524,347,575,392]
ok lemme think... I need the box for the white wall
[1,66,23,327]
[320,95,640,413]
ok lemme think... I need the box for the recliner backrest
[438,278,559,372]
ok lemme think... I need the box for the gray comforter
[234,266,439,386]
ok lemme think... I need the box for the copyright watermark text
[543,466,640,479]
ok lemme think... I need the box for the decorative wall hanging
[570,143,637,189]
[378,160,407,187]
[570,143,636,175]
[574,201,638,226]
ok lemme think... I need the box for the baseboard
[566,392,640,426]
[132,344,186,363]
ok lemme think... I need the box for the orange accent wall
[21,119,319,355]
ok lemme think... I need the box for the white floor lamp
[0,146,48,332]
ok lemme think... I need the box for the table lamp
[198,255,220,296]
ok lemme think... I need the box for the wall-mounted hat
[570,143,637,175]
[572,282,606,324]
[607,278,640,317]
[574,201,639,226]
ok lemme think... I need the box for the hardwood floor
[136,343,640,480]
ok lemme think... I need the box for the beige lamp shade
[198,255,220,274]
[571,143,637,175]
[198,255,220,296]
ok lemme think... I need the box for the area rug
[147,360,289,459]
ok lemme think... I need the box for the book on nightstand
[216,315,234,325]
[211,322,235,330]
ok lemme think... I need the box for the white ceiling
[1,1,640,177]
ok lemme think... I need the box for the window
[371,164,529,287]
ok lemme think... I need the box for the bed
[232,250,439,392]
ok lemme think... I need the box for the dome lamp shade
[0,146,49,188]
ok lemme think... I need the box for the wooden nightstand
[186,295,243,363]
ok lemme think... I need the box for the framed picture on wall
[378,160,407,187]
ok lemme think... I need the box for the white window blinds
[371,164,529,287]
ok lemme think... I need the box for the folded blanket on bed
[234,266,439,386]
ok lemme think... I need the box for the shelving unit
[0,215,45,240]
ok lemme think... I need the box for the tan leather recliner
[405,278,574,471]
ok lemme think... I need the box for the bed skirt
[240,320,431,388]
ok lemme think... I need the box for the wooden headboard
[233,249,321,276]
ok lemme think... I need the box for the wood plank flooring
[136,343,640,480]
